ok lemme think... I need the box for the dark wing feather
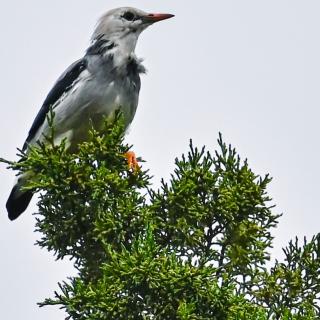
[86,37,115,56]
[22,59,87,151]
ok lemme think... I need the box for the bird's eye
[122,11,135,21]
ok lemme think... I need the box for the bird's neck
[88,32,145,74]
[111,32,139,68]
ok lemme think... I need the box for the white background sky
[1,1,320,318]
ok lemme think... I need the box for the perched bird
[6,7,174,221]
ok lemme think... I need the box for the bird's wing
[22,59,87,151]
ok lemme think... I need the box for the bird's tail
[6,183,33,221]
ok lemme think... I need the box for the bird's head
[92,7,174,53]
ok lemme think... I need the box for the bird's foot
[124,151,140,171]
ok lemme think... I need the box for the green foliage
[256,236,320,319]
[3,116,320,319]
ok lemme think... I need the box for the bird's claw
[124,151,140,172]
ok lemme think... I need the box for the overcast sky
[1,1,320,318]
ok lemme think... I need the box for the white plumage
[6,7,174,220]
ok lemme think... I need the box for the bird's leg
[124,151,140,171]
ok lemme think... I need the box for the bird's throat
[111,31,139,68]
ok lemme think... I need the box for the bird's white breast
[31,67,139,151]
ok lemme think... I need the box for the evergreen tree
[3,115,320,319]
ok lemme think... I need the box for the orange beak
[143,13,175,23]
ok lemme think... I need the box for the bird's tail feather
[6,185,33,221]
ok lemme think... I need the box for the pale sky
[1,1,320,318]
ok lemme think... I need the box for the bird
[6,7,174,221]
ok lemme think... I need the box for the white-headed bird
[6,7,174,220]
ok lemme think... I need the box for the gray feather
[7,6,173,220]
